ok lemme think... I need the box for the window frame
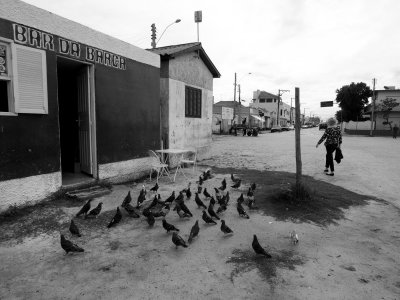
[185,85,202,118]
[0,38,17,116]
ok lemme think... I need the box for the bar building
[0,0,161,211]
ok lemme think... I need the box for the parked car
[319,123,327,130]
[288,125,295,130]
[281,125,290,131]
[271,125,282,133]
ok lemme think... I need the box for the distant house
[148,42,220,159]
[213,101,267,133]
[0,0,160,211]
[251,90,292,126]
[365,87,400,130]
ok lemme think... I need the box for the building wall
[0,4,161,210]
[167,78,213,160]
[164,53,214,159]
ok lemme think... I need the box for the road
[205,128,400,207]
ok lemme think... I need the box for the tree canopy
[335,82,372,122]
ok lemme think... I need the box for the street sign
[221,107,233,120]
[320,101,333,107]
[195,11,202,23]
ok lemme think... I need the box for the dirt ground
[1,129,400,299]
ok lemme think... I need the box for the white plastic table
[155,149,192,181]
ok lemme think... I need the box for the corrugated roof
[148,42,220,78]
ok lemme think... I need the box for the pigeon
[69,219,81,237]
[123,203,140,218]
[60,234,84,254]
[208,202,220,220]
[202,211,217,225]
[225,191,230,205]
[107,207,122,228]
[194,193,207,209]
[220,220,233,234]
[197,175,204,186]
[142,206,151,218]
[146,212,155,227]
[216,203,227,214]
[177,201,193,217]
[182,182,192,199]
[121,191,132,207]
[290,230,299,245]
[174,205,191,218]
[218,194,226,206]
[252,234,272,258]
[137,187,146,208]
[150,182,159,193]
[162,219,179,233]
[197,185,202,194]
[203,188,211,198]
[148,195,160,210]
[164,191,175,204]
[86,202,102,218]
[218,178,227,191]
[188,220,200,243]
[174,191,184,204]
[209,197,216,206]
[152,208,167,218]
[214,187,221,198]
[172,232,188,248]
[237,193,244,204]
[237,203,250,219]
[231,179,241,189]
[160,204,171,217]
[231,173,240,183]
[250,182,256,191]
[76,199,92,217]
[247,187,254,199]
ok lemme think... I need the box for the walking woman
[316,117,342,176]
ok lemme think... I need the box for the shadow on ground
[211,166,375,226]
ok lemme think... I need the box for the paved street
[1,129,400,299]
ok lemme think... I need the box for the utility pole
[277,89,290,125]
[370,78,376,136]
[238,84,242,124]
[295,87,302,191]
[233,72,237,125]
[290,97,294,124]
[151,23,157,48]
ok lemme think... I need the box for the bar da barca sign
[12,23,126,70]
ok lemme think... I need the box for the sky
[22,0,400,120]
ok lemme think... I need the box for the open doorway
[57,56,96,186]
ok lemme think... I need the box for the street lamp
[155,19,181,47]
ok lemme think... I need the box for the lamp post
[277,89,290,125]
[154,19,181,48]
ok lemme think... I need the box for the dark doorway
[57,57,92,185]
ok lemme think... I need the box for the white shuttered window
[13,44,48,114]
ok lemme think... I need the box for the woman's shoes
[324,169,328,173]
[326,172,334,176]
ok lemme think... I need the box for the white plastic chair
[148,150,170,182]
[174,148,197,180]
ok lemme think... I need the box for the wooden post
[295,87,302,190]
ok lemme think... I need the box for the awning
[251,114,263,122]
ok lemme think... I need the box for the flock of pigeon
[60,169,298,258]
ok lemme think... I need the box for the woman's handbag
[335,147,343,163]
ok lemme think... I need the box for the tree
[379,97,400,130]
[335,82,372,121]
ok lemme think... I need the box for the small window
[280,109,283,116]
[185,86,201,118]
[274,99,277,103]
[259,99,266,103]
[0,39,48,115]
[0,41,14,114]
[266,98,272,103]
